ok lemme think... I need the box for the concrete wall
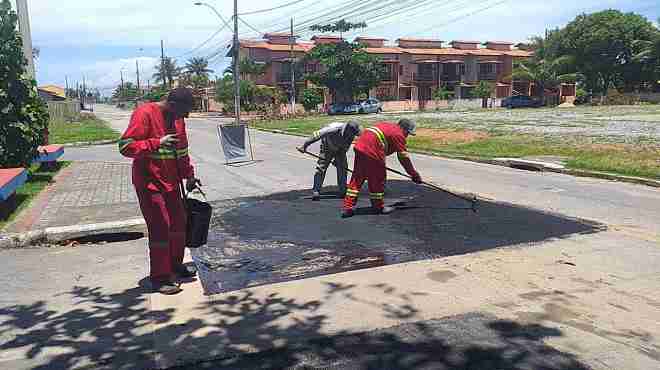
[627,92,660,103]
[11,0,35,80]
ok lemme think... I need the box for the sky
[18,0,659,96]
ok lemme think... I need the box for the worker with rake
[342,118,422,218]
[298,120,362,201]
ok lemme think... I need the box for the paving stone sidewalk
[4,161,141,233]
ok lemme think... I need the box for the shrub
[0,0,49,168]
[301,88,324,112]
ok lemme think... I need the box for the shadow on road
[0,281,591,370]
[193,180,605,294]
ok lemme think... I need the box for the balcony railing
[478,73,498,81]
[413,73,436,82]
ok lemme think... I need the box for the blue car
[501,95,543,109]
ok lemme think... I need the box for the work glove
[412,173,422,184]
[186,177,202,193]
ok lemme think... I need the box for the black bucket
[186,198,212,248]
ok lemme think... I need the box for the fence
[48,100,81,121]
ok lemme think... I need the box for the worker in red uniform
[118,88,200,295]
[342,119,422,218]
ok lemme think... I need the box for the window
[459,64,466,75]
[399,65,404,75]
[479,63,494,75]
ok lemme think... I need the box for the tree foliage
[112,82,139,100]
[301,88,324,112]
[0,0,49,168]
[471,81,495,108]
[215,75,286,114]
[552,10,659,93]
[304,21,385,103]
[185,57,214,80]
[309,19,366,38]
[152,57,181,88]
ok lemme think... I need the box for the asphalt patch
[192,180,605,295]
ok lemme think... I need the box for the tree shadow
[0,280,591,370]
[192,180,605,295]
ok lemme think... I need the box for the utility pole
[290,18,296,113]
[161,39,167,88]
[65,75,69,98]
[136,59,141,95]
[120,69,124,100]
[82,75,86,109]
[232,0,241,125]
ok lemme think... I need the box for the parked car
[501,95,543,109]
[357,98,383,114]
[328,98,383,115]
[328,102,360,115]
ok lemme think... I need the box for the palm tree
[185,57,214,80]
[224,59,267,79]
[632,35,660,81]
[509,57,579,104]
[152,57,182,88]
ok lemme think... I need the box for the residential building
[233,33,535,107]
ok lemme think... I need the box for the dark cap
[167,88,194,106]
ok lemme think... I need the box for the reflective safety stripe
[118,138,134,153]
[312,131,321,139]
[346,189,360,197]
[369,192,384,199]
[397,151,410,159]
[147,147,189,160]
[366,127,388,152]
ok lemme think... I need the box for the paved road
[72,105,660,236]
[34,105,658,370]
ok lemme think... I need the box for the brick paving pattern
[8,162,142,231]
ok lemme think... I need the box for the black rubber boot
[341,208,354,218]
[312,191,321,201]
[152,281,182,295]
[175,264,197,278]
[377,206,395,215]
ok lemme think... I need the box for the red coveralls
[343,122,419,211]
[118,103,195,283]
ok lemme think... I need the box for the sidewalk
[3,161,142,236]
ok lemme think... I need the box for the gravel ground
[405,105,660,144]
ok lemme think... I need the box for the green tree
[153,57,181,88]
[509,55,578,105]
[554,10,659,94]
[304,21,385,103]
[310,19,366,39]
[0,0,49,168]
[471,81,495,108]
[185,57,214,81]
[301,88,324,112]
[224,59,268,79]
[112,82,139,100]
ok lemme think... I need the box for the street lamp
[195,1,240,126]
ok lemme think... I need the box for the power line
[173,23,232,59]
[238,16,264,36]
[409,0,511,37]
[238,0,312,16]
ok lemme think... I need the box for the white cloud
[77,56,160,94]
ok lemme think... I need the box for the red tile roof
[311,35,342,40]
[450,40,480,44]
[396,38,443,42]
[403,48,468,56]
[484,41,514,45]
[240,40,314,52]
[355,36,388,41]
[364,47,403,54]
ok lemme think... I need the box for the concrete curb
[60,139,119,148]
[252,127,660,188]
[0,218,146,249]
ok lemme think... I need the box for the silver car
[357,98,383,114]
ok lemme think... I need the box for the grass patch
[251,115,659,180]
[49,114,119,144]
[409,134,660,179]
[0,162,70,230]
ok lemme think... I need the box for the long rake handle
[299,149,478,211]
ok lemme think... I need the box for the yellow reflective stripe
[312,131,321,139]
[367,127,388,152]
[369,192,384,199]
[346,189,360,197]
[397,151,410,159]
[148,147,189,160]
[118,138,134,152]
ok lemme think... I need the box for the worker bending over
[298,120,361,201]
[342,119,422,218]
